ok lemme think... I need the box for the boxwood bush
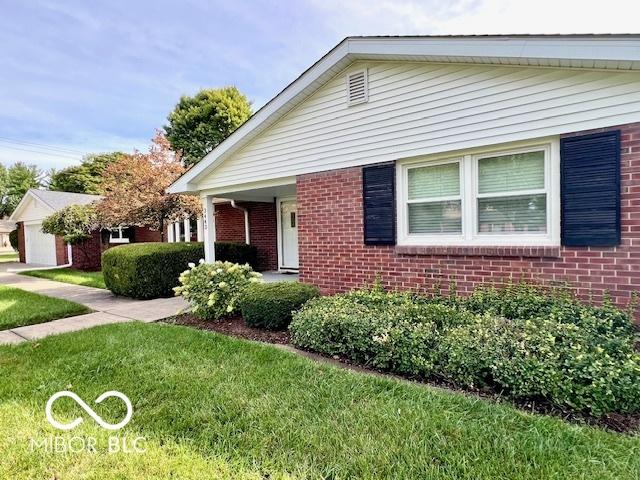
[289,282,640,416]
[239,282,320,330]
[102,241,259,299]
[9,229,18,251]
[103,242,205,299]
[215,241,258,270]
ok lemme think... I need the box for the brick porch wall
[297,123,640,312]
[215,202,278,271]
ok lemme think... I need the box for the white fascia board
[168,35,640,194]
[347,36,640,63]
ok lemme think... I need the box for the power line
[0,144,82,161]
[0,137,89,155]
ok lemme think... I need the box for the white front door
[279,199,299,270]
[24,222,57,265]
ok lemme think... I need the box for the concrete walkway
[0,270,188,345]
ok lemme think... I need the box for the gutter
[230,201,250,244]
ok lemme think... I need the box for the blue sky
[1,0,638,171]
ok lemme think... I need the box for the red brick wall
[298,123,640,312]
[71,232,103,271]
[55,235,68,265]
[215,202,278,271]
[133,226,163,243]
[17,222,25,263]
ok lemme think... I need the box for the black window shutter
[363,163,396,245]
[560,130,621,247]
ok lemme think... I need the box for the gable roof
[168,34,640,193]
[9,189,101,221]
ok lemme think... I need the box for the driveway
[0,269,187,345]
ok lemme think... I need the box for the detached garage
[10,189,100,266]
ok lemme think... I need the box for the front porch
[198,179,299,274]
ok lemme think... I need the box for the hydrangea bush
[174,260,262,320]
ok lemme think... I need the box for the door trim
[276,196,298,271]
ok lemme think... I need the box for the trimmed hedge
[215,241,258,269]
[103,242,204,299]
[239,282,320,330]
[9,230,18,251]
[289,283,640,416]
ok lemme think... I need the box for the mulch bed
[164,313,640,434]
[167,313,290,344]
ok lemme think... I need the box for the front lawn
[0,252,18,263]
[0,285,90,330]
[20,268,106,289]
[0,322,637,479]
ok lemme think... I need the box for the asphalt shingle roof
[28,189,102,211]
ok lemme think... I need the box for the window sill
[394,245,561,258]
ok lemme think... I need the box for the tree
[96,132,201,239]
[0,162,43,217]
[164,87,252,167]
[41,203,101,266]
[48,151,125,194]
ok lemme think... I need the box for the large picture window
[397,141,559,246]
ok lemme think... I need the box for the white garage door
[24,223,57,265]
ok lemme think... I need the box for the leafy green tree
[165,87,252,167]
[0,162,42,217]
[48,152,125,194]
[41,203,99,244]
[41,203,100,267]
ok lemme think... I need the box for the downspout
[230,200,250,244]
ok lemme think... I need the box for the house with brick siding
[168,35,640,310]
[10,189,168,270]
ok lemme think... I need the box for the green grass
[0,285,90,330]
[20,268,106,289]
[0,322,638,479]
[0,252,18,263]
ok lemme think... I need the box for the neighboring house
[0,219,16,252]
[169,35,640,309]
[10,189,166,270]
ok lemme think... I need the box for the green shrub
[174,261,262,320]
[290,286,475,377]
[102,242,204,299]
[9,230,18,251]
[437,314,640,415]
[463,282,634,335]
[290,282,640,416]
[215,242,258,269]
[239,282,319,330]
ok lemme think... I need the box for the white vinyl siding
[197,61,640,192]
[397,140,559,247]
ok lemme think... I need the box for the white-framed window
[396,139,560,246]
[110,227,130,244]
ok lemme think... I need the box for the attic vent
[347,69,368,105]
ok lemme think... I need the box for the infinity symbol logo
[45,391,133,431]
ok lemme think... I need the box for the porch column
[167,223,175,243]
[174,222,181,242]
[196,216,204,242]
[201,196,216,262]
[183,218,191,243]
